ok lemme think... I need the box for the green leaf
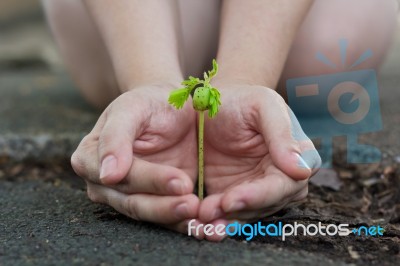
[210,87,221,104]
[182,76,202,91]
[168,87,191,109]
[168,59,221,118]
[207,59,218,80]
[203,72,208,81]
[207,87,221,118]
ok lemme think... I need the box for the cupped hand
[198,82,321,241]
[71,84,201,234]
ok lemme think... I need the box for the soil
[0,161,346,266]
[1,151,399,265]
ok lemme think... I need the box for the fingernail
[175,203,189,218]
[100,155,117,180]
[209,208,223,221]
[296,153,310,170]
[167,179,184,194]
[226,201,246,212]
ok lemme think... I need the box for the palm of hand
[198,85,312,226]
[133,102,198,184]
[204,88,278,203]
[204,105,270,195]
[74,86,199,188]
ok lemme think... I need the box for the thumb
[98,109,142,185]
[258,97,312,180]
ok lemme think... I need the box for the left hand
[197,82,321,241]
[71,84,201,234]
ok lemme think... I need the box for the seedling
[168,59,221,200]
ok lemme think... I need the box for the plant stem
[198,110,205,200]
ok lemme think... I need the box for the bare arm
[215,0,313,88]
[84,0,184,91]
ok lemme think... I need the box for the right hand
[71,84,200,234]
[197,83,321,241]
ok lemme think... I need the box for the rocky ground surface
[1,8,400,266]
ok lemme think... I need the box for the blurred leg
[178,0,221,78]
[280,0,398,166]
[42,0,221,109]
[279,0,399,98]
[42,0,119,109]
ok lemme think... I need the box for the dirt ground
[1,149,399,265]
[0,163,346,266]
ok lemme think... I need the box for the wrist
[212,64,279,90]
[120,77,183,93]
[211,76,276,90]
[211,77,257,87]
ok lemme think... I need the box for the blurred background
[0,0,98,164]
[0,0,399,161]
[0,0,399,77]
[0,0,63,73]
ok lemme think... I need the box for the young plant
[168,59,221,200]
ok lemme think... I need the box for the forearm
[84,0,184,91]
[215,0,313,88]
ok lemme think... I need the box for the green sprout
[168,59,221,200]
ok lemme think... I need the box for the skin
[71,85,201,232]
[42,0,398,241]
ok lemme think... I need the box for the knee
[42,0,120,109]
[74,74,119,110]
[282,0,398,80]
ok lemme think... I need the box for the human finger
[111,158,194,195]
[220,172,307,213]
[97,105,145,185]
[86,182,200,224]
[256,91,312,180]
